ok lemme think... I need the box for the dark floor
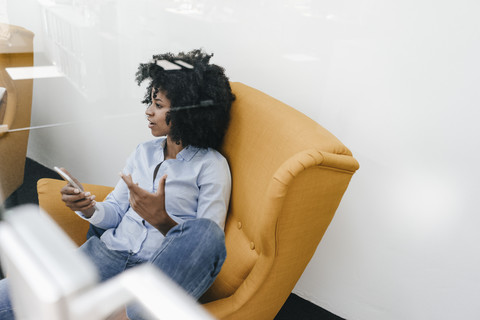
[2,158,343,320]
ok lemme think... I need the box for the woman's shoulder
[197,147,228,163]
[194,148,231,183]
[136,137,166,151]
[185,146,229,171]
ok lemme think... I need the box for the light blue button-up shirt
[78,137,231,260]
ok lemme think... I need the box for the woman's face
[145,88,172,137]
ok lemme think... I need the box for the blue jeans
[0,218,226,320]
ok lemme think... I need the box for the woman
[0,49,235,320]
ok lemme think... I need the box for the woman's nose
[145,104,154,115]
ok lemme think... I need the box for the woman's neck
[164,136,184,160]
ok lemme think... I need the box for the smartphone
[53,166,84,191]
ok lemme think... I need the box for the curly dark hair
[135,49,235,150]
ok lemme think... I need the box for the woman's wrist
[81,206,96,218]
[154,213,178,236]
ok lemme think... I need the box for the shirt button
[250,242,255,250]
[237,221,242,229]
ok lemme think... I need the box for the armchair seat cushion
[37,178,113,247]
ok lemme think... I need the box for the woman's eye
[155,103,161,108]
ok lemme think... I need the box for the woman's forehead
[151,87,167,97]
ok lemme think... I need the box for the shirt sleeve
[195,155,231,229]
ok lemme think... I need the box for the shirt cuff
[169,213,184,226]
[75,203,105,225]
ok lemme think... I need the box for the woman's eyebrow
[151,92,163,101]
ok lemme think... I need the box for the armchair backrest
[201,82,359,319]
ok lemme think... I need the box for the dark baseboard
[275,294,343,320]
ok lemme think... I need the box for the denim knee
[173,218,226,249]
[164,218,227,271]
[126,219,226,319]
[149,218,226,298]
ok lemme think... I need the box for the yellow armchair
[37,82,359,319]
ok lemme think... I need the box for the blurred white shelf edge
[6,66,64,80]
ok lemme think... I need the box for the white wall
[4,0,480,319]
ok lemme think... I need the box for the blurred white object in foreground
[0,205,215,320]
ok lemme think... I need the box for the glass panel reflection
[0,23,34,202]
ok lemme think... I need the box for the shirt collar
[159,137,200,162]
[177,145,200,161]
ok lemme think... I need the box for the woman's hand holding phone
[55,167,97,218]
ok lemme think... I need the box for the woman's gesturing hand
[120,172,177,235]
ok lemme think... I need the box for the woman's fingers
[62,188,93,200]
[73,196,95,208]
[156,174,168,196]
[64,195,96,211]
[61,184,77,194]
[121,173,146,199]
[61,184,95,209]
[120,172,135,187]
[121,172,141,208]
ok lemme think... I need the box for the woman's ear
[165,111,171,125]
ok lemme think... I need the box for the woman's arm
[195,156,231,229]
[61,149,137,228]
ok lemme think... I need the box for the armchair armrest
[37,178,114,246]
